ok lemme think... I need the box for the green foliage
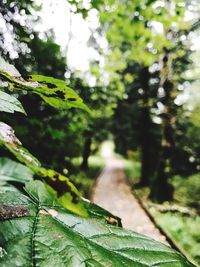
[172,107,200,176]
[0,181,194,267]
[155,212,200,266]
[124,160,141,185]
[70,155,105,198]
[71,155,105,171]
[171,174,200,211]
[132,168,200,266]
[21,36,67,78]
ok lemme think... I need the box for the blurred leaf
[0,184,195,267]
[0,56,21,77]
[0,91,26,114]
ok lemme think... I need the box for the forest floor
[91,157,169,245]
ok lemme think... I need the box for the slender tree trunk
[151,0,176,201]
[139,67,151,186]
[81,131,92,171]
[151,57,175,200]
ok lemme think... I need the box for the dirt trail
[91,158,169,245]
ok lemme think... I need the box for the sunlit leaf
[0,59,91,113]
[30,75,91,112]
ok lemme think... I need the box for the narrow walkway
[92,158,168,245]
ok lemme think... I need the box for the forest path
[91,158,169,245]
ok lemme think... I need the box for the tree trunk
[139,67,151,186]
[81,132,92,171]
[151,0,176,201]
[151,70,175,201]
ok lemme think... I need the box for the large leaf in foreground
[0,182,195,267]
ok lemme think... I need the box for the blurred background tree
[86,0,200,201]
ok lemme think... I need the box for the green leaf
[0,122,86,216]
[0,91,26,114]
[0,184,195,267]
[30,75,91,113]
[0,157,33,183]
[0,59,91,113]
